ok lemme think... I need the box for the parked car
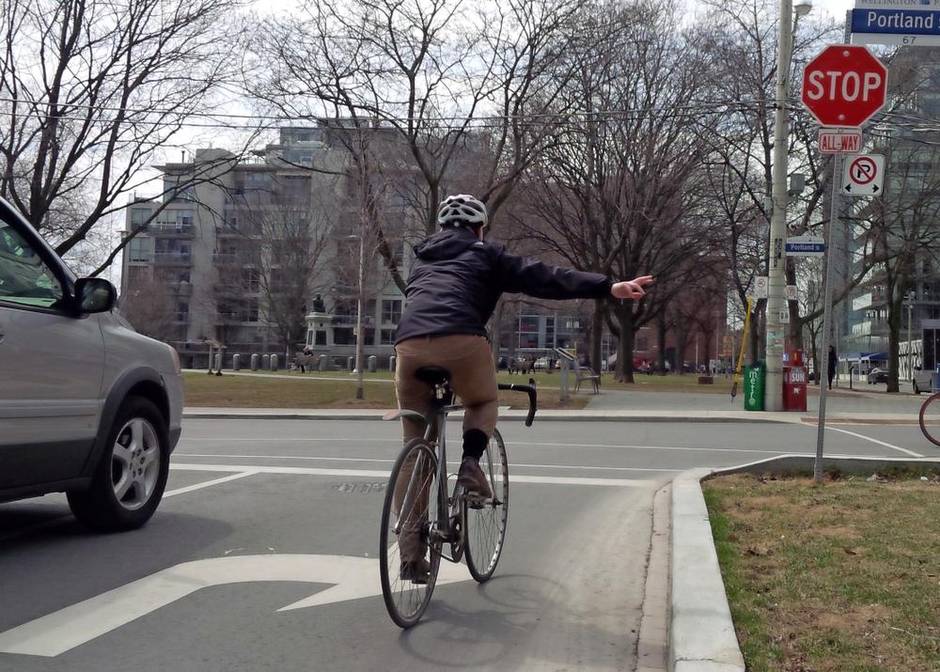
[0,197,182,531]
[866,367,891,384]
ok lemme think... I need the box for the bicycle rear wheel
[919,393,940,447]
[379,438,442,628]
[465,428,509,582]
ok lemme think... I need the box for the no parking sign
[842,154,885,196]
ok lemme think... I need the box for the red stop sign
[801,45,888,127]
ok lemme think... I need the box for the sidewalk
[586,386,921,417]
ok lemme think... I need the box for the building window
[128,236,153,262]
[381,328,396,345]
[637,334,649,351]
[334,327,354,345]
[382,299,402,324]
[131,208,151,228]
[242,299,259,323]
[175,302,189,322]
[315,330,327,346]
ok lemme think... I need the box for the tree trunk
[750,306,762,365]
[591,299,604,374]
[657,314,667,372]
[614,304,636,383]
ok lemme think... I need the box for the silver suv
[0,197,182,531]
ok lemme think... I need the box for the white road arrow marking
[0,554,469,658]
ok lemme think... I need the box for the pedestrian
[828,345,838,390]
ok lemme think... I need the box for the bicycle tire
[379,438,442,628]
[465,428,509,583]
[919,393,940,447]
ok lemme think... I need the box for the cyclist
[393,194,653,581]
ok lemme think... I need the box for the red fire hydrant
[783,350,808,412]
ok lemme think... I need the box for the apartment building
[121,125,409,367]
[842,47,940,375]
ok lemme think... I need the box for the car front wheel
[67,397,170,532]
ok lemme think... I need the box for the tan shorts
[394,334,498,442]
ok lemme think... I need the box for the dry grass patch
[704,472,940,672]
[182,372,588,410]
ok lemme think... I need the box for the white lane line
[170,463,649,487]
[180,438,801,456]
[824,426,924,458]
[175,453,680,472]
[163,471,258,497]
[0,472,257,544]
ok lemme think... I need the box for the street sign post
[785,235,826,257]
[842,153,886,196]
[801,45,888,127]
[801,44,888,482]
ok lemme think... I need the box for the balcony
[153,251,192,265]
[149,222,194,237]
[169,282,193,297]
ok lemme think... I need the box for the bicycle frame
[387,379,537,560]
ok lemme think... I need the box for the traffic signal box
[783,350,808,412]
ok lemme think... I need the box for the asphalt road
[1,419,937,672]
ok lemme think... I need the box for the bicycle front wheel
[379,438,442,628]
[919,393,940,447]
[465,428,509,582]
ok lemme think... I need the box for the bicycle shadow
[394,572,578,669]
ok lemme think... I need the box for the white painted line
[170,463,648,487]
[175,453,681,472]
[163,471,258,497]
[181,436,810,456]
[0,554,470,657]
[825,426,923,458]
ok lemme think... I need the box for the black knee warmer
[462,429,488,460]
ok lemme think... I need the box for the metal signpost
[801,43,888,482]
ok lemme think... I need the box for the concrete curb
[668,455,940,672]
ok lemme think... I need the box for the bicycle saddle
[415,366,451,386]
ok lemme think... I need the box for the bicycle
[378,365,537,628]
[919,387,940,446]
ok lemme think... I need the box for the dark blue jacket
[395,227,612,344]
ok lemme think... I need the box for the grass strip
[704,473,940,672]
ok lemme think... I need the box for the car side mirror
[75,277,117,314]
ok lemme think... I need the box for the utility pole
[354,226,366,400]
[765,0,798,411]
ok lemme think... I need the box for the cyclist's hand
[611,276,654,300]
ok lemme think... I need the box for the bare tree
[248,0,589,289]
[119,272,178,343]
[513,0,719,382]
[0,0,247,261]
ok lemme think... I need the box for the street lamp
[765,0,812,411]
[344,231,367,400]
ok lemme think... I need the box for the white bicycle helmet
[437,194,488,229]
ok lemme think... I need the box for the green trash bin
[743,361,766,411]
